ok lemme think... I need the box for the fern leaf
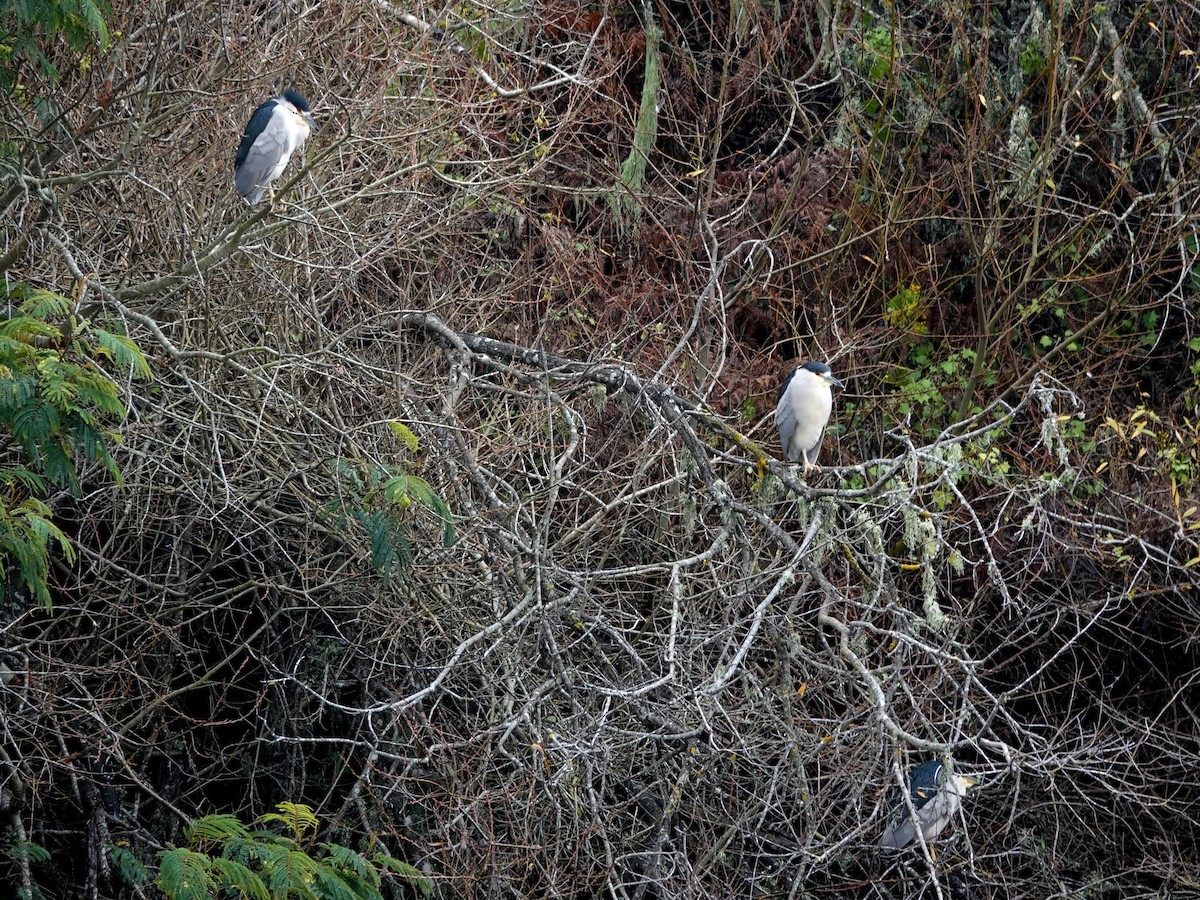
[313,868,363,900]
[396,475,456,546]
[1,466,47,494]
[12,839,51,863]
[375,856,434,898]
[209,856,269,900]
[380,475,410,506]
[265,848,320,899]
[185,813,250,844]
[400,475,434,506]
[319,842,378,888]
[260,801,319,842]
[354,509,406,579]
[20,288,70,319]
[157,847,212,900]
[0,371,37,408]
[106,844,148,885]
[94,327,152,379]
[386,420,420,452]
[331,458,364,492]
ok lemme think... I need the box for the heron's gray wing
[234,106,292,203]
[879,760,945,849]
[879,816,917,850]
[774,394,799,462]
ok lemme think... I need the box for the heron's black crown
[281,89,311,112]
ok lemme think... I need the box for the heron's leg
[802,450,821,476]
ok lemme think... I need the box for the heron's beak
[827,374,846,391]
[304,112,319,134]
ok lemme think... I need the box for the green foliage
[328,435,456,579]
[159,847,216,900]
[0,283,150,608]
[0,0,111,86]
[1098,405,1200,505]
[862,24,895,84]
[1019,39,1046,77]
[259,802,320,844]
[107,844,149,886]
[386,420,420,453]
[883,283,928,335]
[185,813,253,846]
[377,857,435,898]
[885,343,988,423]
[739,396,756,424]
[1185,336,1200,412]
[157,803,431,900]
[7,839,50,864]
[1187,235,1200,293]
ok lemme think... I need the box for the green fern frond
[354,508,411,579]
[331,457,364,492]
[209,856,269,900]
[381,474,411,506]
[0,371,37,408]
[260,801,320,843]
[76,380,127,418]
[12,402,59,446]
[11,839,51,864]
[387,420,420,452]
[155,805,430,900]
[265,848,321,899]
[106,845,148,885]
[376,856,435,897]
[1,316,58,343]
[25,505,75,560]
[19,287,71,319]
[400,475,434,506]
[94,328,152,379]
[1,466,47,494]
[157,847,212,900]
[40,374,77,407]
[184,813,250,845]
[314,868,363,900]
[319,842,379,888]
[407,477,457,546]
[0,497,72,609]
[39,443,77,492]
[224,833,273,867]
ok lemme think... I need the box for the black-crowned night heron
[775,361,845,473]
[879,759,979,851]
[234,89,317,205]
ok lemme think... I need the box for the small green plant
[328,425,455,579]
[862,24,895,84]
[883,283,929,335]
[1184,336,1200,411]
[885,343,987,423]
[1096,405,1200,505]
[0,283,150,608]
[107,843,149,887]
[0,0,111,87]
[155,802,432,900]
[1019,39,1046,77]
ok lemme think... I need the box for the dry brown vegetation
[2,1,1200,898]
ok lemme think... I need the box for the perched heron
[775,361,845,473]
[234,89,317,205]
[879,759,979,851]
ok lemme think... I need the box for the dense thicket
[2,1,1198,898]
